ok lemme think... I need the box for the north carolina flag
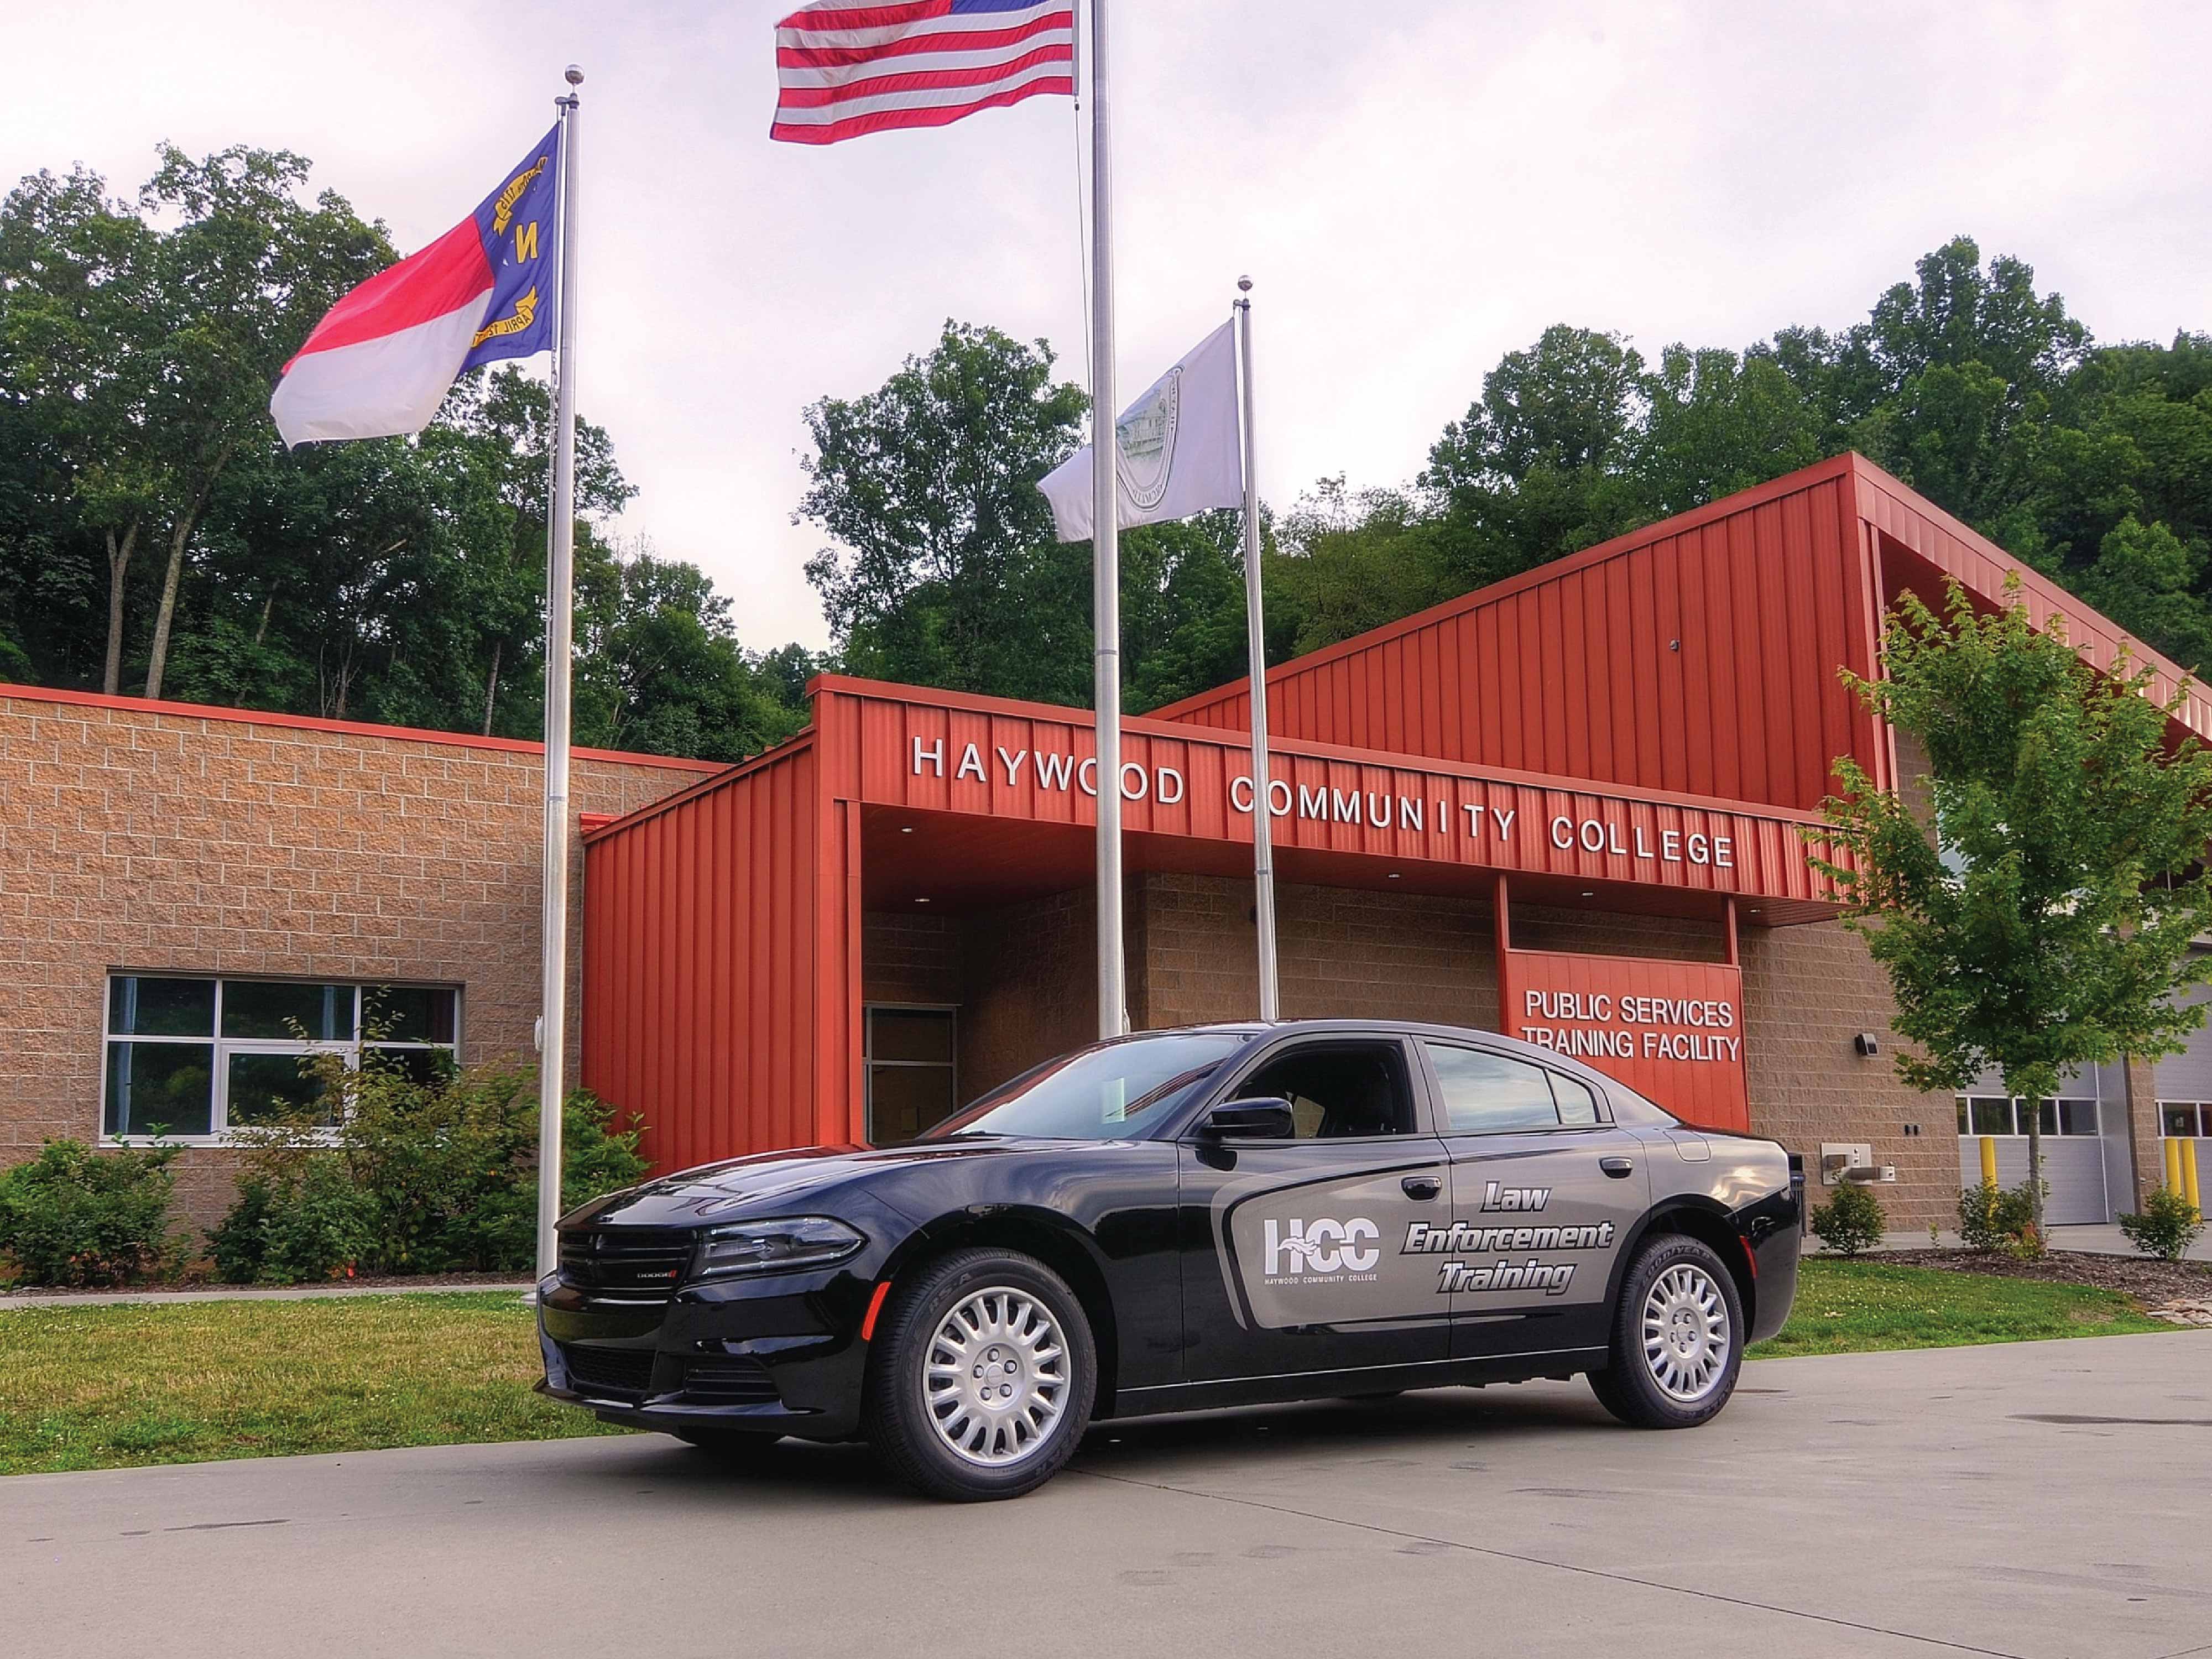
[271,126,562,447]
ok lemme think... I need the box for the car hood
[564,1137,1063,1230]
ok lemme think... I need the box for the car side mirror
[1198,1098,1296,1140]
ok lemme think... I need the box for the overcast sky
[9,2,2211,650]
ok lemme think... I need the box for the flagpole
[1234,277,1279,1021]
[535,65,583,1283]
[1088,0,1128,1039]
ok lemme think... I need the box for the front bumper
[536,1264,873,1441]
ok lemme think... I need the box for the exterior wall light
[1854,1032,1880,1056]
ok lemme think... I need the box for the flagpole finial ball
[1238,275,1253,293]
[565,65,585,86]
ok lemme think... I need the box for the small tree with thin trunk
[1811,578,2212,1241]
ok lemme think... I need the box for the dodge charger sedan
[538,1019,1801,1501]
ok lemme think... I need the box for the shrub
[562,1090,651,1214]
[0,1140,181,1287]
[1958,1177,2041,1253]
[213,1052,652,1282]
[1811,1181,1887,1255]
[208,1156,379,1285]
[2117,1185,2206,1261]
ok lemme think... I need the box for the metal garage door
[1956,1095,2111,1225]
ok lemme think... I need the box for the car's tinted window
[926,1032,1250,1141]
[1425,1043,1564,1134]
[1236,1042,1415,1138]
[1551,1071,1601,1126]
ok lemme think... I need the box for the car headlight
[692,1215,865,1280]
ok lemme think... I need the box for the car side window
[1235,1042,1415,1139]
[1425,1042,1591,1135]
[1550,1071,1601,1126]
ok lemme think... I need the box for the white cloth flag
[1038,320,1243,541]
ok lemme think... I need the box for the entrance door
[1177,1037,1451,1383]
[1415,1039,1647,1360]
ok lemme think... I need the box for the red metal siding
[581,738,854,1174]
[813,679,1844,910]
[1155,456,1886,813]
[1855,465,2212,747]
[1499,948,1749,1133]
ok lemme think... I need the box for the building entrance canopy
[820,677,1848,923]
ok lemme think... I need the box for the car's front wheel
[1588,1233,1744,1429]
[864,1247,1097,1501]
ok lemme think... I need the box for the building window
[103,975,460,1142]
[2161,1104,2210,1138]
[1952,1096,2099,1138]
[864,1005,956,1145]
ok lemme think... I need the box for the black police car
[538,1020,1801,1501]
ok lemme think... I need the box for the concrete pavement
[6,1332,2210,1659]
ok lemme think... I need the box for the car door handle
[1402,1175,1442,1201]
[1599,1156,1635,1178]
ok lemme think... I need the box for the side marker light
[860,1279,893,1342]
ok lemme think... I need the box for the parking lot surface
[7,1332,2209,1659]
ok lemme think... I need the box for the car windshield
[924,1031,1254,1142]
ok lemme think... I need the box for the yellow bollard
[2168,1135,2187,1195]
[2185,1139,2203,1220]
[1980,1136,1999,1186]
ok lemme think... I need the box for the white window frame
[101,975,463,1146]
[2156,1102,2211,1138]
[863,1003,958,1145]
[1953,1094,2101,1139]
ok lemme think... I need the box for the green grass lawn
[0,1292,622,1477]
[1748,1257,2173,1359]
[0,1259,2186,1477]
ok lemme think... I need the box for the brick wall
[954,890,1097,1107]
[0,690,711,1230]
[860,911,959,1006]
[1738,919,1954,1230]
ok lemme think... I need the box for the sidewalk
[0,1280,536,1311]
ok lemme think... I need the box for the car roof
[1142,1016,1661,1109]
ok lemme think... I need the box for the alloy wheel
[921,1285,1070,1468]
[1640,1261,1731,1402]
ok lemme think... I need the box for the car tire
[1588,1233,1744,1430]
[864,1246,1097,1502]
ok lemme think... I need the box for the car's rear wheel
[864,1247,1096,1502]
[1588,1234,1743,1429]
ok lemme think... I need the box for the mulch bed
[1860,1247,2212,1305]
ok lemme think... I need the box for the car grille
[558,1228,693,1296]
[681,1357,780,1407]
[561,1343,659,1397]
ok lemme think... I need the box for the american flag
[770,1,1077,145]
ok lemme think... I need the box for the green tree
[800,321,1092,703]
[1811,581,2212,1237]
[132,146,393,698]
[1635,345,1826,517]
[0,166,168,693]
[1266,479,1459,658]
[1421,325,1651,587]
[574,549,807,763]
[1120,510,1259,713]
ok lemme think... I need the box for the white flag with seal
[1038,320,1243,541]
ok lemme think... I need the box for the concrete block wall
[0,691,709,1231]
